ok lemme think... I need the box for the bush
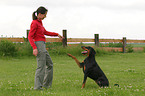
[16,42,33,56]
[0,40,111,57]
[100,43,123,47]
[48,44,109,56]
[108,43,123,47]
[143,47,145,53]
[48,45,83,56]
[95,47,109,56]
[0,40,17,56]
[126,44,134,53]
[46,42,62,49]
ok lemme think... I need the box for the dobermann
[67,46,109,88]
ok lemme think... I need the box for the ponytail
[32,11,37,20]
[32,6,48,20]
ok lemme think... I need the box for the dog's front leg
[67,53,82,68]
[81,75,87,89]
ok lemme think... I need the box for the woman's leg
[34,41,46,90]
[43,51,53,88]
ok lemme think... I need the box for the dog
[67,46,109,88]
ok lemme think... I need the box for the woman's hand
[58,34,64,40]
[33,49,38,56]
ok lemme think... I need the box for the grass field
[0,53,145,96]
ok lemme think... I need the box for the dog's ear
[81,46,86,50]
[89,47,96,56]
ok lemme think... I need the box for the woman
[28,6,63,90]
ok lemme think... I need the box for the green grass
[0,53,145,96]
[130,43,145,47]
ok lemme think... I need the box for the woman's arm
[28,21,37,50]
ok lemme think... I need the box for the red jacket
[28,19,58,49]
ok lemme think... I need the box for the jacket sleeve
[28,21,37,49]
[43,28,58,36]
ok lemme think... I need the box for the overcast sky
[0,0,145,39]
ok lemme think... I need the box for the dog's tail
[114,84,119,87]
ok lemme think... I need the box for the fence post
[62,30,67,47]
[123,37,126,53]
[95,34,99,47]
[26,30,30,41]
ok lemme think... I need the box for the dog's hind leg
[95,80,102,87]
[95,80,109,88]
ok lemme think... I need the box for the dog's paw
[81,84,85,89]
[67,53,76,59]
[81,86,85,89]
[67,53,72,57]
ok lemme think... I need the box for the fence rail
[0,30,145,53]
[0,38,145,43]
[0,38,24,42]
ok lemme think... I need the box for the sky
[0,0,145,40]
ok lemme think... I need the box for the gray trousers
[34,41,53,89]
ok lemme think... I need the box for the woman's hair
[32,6,48,20]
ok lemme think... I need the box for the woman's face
[38,12,47,20]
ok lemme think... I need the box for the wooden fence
[0,30,145,53]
